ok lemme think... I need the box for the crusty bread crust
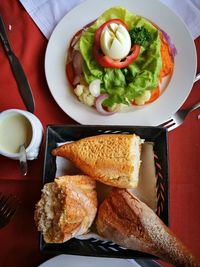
[96,188,200,267]
[34,175,97,243]
[52,134,142,188]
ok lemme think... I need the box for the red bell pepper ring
[93,19,140,68]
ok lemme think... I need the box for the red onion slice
[72,51,83,75]
[70,30,83,48]
[72,75,81,86]
[160,29,177,58]
[95,93,115,115]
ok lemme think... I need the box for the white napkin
[160,0,200,39]
[19,0,84,39]
[19,0,200,39]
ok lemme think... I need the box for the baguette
[96,188,200,267]
[34,175,97,243]
[52,134,143,188]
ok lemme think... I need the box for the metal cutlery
[0,15,35,113]
[0,192,19,229]
[160,101,200,131]
[159,73,200,131]
[193,72,200,83]
[19,144,28,176]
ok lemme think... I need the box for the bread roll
[52,134,143,188]
[34,175,97,243]
[96,188,200,267]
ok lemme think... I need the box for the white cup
[0,109,43,160]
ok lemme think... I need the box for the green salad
[68,7,163,114]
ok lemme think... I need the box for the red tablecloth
[0,1,200,267]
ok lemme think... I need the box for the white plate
[38,255,140,267]
[45,0,197,126]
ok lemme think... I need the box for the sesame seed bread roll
[34,175,97,243]
[52,134,143,188]
[96,188,200,267]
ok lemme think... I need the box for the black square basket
[40,125,169,259]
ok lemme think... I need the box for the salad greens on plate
[66,6,175,114]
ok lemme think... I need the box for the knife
[0,15,35,113]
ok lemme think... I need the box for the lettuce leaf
[79,7,162,107]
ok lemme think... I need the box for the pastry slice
[96,188,200,267]
[52,134,143,188]
[34,175,97,243]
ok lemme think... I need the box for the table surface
[0,1,200,267]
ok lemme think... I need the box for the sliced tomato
[66,62,75,87]
[145,86,160,104]
[93,44,140,68]
[70,29,84,47]
[93,19,140,68]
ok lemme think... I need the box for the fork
[0,192,19,228]
[159,73,200,131]
[160,101,200,131]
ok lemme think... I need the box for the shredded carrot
[146,32,174,104]
[159,32,174,81]
[145,86,160,104]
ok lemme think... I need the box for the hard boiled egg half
[100,23,131,60]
